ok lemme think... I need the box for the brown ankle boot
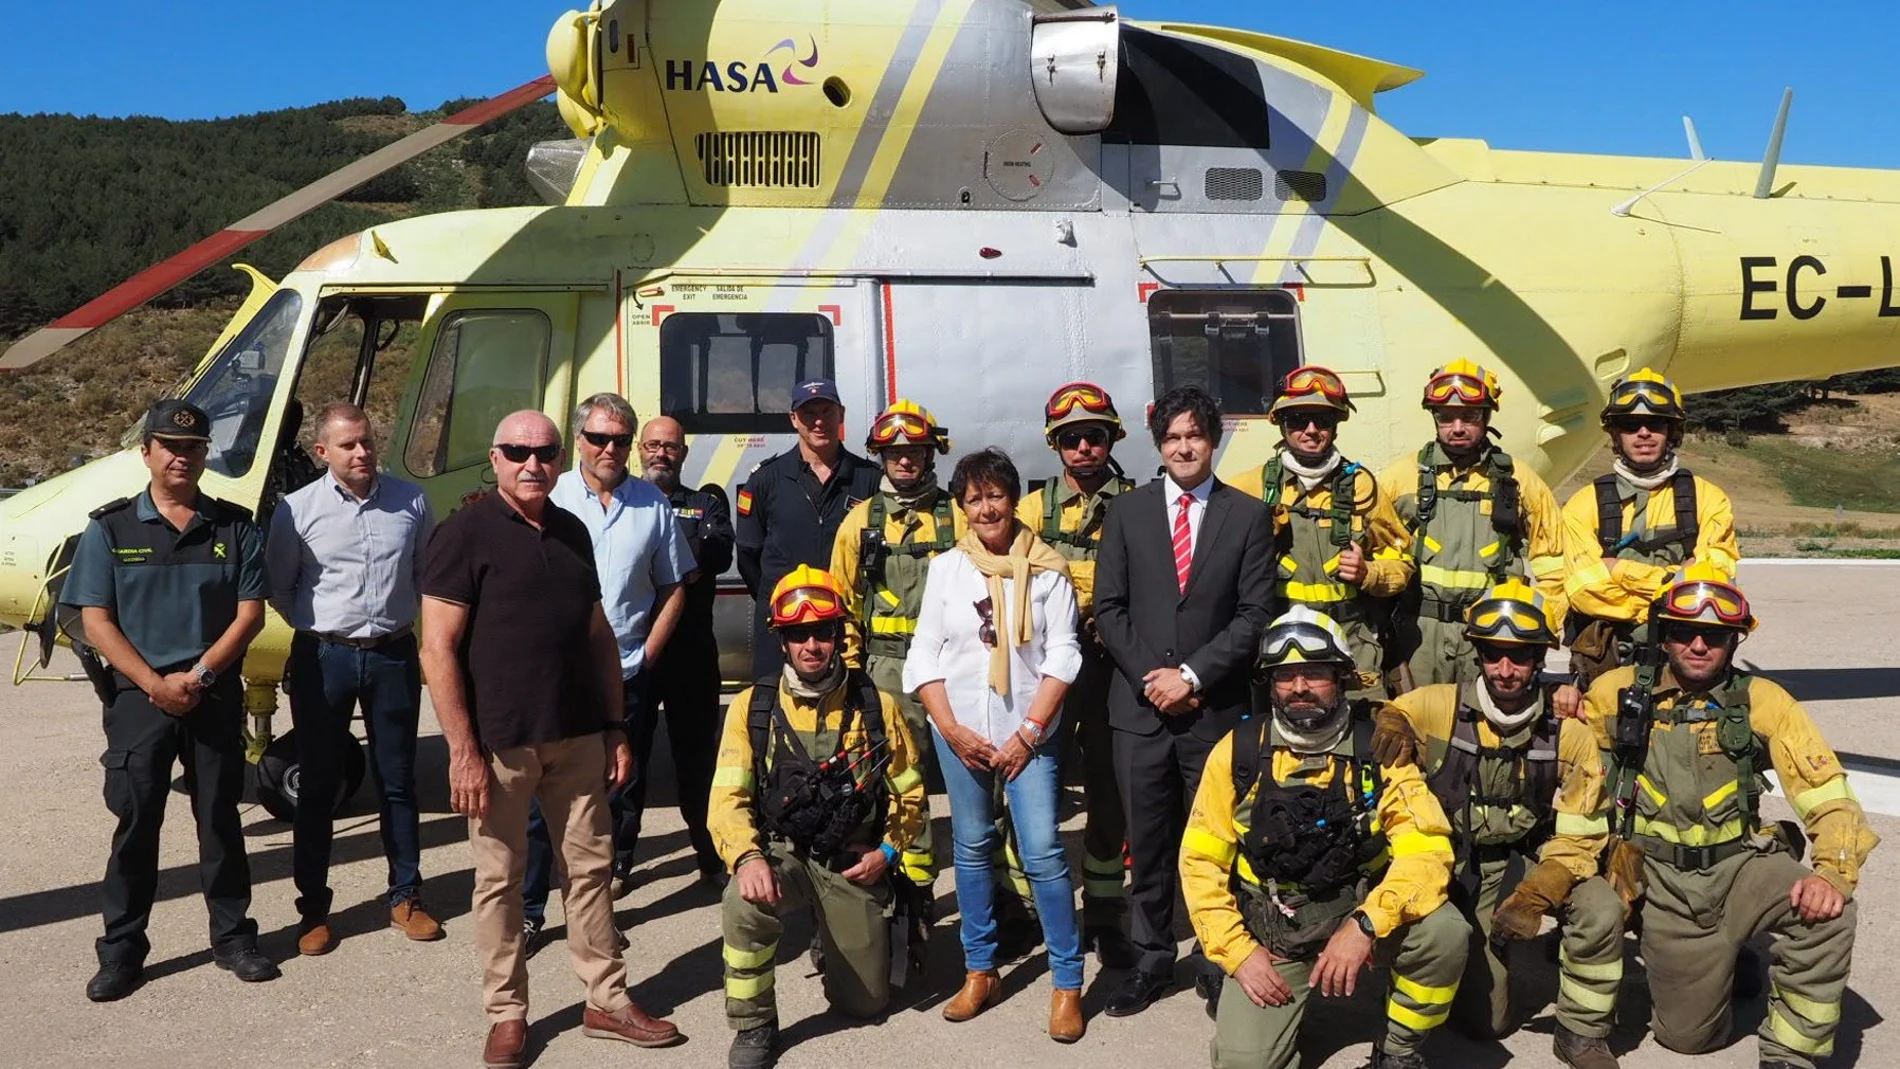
[942,970,1001,1022]
[1049,988,1084,1043]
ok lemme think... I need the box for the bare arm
[642,582,686,667]
[421,595,488,818]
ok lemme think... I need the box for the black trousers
[98,673,256,965]
[638,634,723,874]
[1112,722,1217,977]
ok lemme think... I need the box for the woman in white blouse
[902,447,1086,1043]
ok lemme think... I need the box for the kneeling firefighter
[1181,608,1468,1069]
[707,566,929,1069]
[1373,581,1623,1060]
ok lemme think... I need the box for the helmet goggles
[1604,378,1685,422]
[1045,382,1116,422]
[771,585,843,628]
[867,410,948,453]
[1657,578,1752,630]
[1465,598,1553,646]
[1423,373,1495,408]
[1258,621,1352,669]
[1282,366,1350,405]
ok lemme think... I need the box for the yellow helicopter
[3,0,1897,815]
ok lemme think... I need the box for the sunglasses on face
[495,443,560,464]
[1612,417,1673,435]
[1475,643,1542,666]
[780,622,835,645]
[1664,624,1735,648]
[974,597,997,648]
[1057,427,1108,450]
[581,430,633,449]
[1282,413,1339,432]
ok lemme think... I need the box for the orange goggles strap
[1045,383,1113,420]
[771,586,843,627]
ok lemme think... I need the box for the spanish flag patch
[737,489,754,516]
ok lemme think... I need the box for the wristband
[734,849,764,873]
[879,842,898,866]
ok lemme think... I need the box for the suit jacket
[1094,478,1277,740]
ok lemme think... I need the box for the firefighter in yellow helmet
[1560,369,1739,686]
[1570,566,1876,1069]
[1016,381,1139,968]
[1232,366,1413,698]
[1371,580,1621,1060]
[1381,362,1569,686]
[1181,607,1465,1069]
[828,399,962,890]
[707,566,927,1069]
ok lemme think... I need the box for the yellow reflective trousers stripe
[1559,947,1623,981]
[1769,1005,1836,1056]
[1792,776,1856,819]
[1559,975,1619,1013]
[1775,985,1842,1024]
[723,942,777,969]
[725,971,775,999]
[1391,974,1457,1007]
[1183,828,1238,865]
[1387,998,1452,1032]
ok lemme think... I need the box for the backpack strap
[1488,450,1523,580]
[1593,474,1624,554]
[1040,476,1064,542]
[1230,715,1269,801]
[1331,462,1362,549]
[1673,469,1700,556]
[1259,457,1284,509]
[747,677,782,789]
[1413,443,1439,530]
[1714,672,1761,833]
[847,668,888,750]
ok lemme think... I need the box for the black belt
[314,627,413,650]
[1419,597,1475,623]
[1637,835,1752,872]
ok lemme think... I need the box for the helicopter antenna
[1610,158,1714,218]
[1682,116,1706,161]
[1754,87,1794,199]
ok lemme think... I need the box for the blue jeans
[286,633,423,918]
[932,727,1084,990]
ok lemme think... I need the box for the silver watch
[190,662,216,688]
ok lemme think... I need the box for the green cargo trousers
[1210,901,1468,1069]
[1549,875,1633,1039]
[721,842,892,1031]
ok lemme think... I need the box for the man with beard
[1380,363,1568,686]
[1372,581,1620,1056]
[1561,369,1739,686]
[1233,366,1412,698]
[1181,608,1465,1069]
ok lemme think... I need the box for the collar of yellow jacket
[957,521,1070,695]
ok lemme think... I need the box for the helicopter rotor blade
[0,75,557,372]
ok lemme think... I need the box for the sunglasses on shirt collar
[495,443,560,464]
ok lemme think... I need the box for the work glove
[1370,705,1417,767]
[1606,836,1646,914]
[1491,858,1577,945]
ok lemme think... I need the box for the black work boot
[1362,1044,1427,1069]
[213,946,281,983]
[85,960,143,1002]
[728,1022,779,1069]
[1553,1023,1620,1069]
[1084,924,1139,970]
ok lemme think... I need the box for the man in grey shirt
[265,401,441,956]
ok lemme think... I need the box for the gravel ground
[0,561,1893,1069]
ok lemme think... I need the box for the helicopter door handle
[1148,178,1180,198]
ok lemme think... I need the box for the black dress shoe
[213,946,281,982]
[86,961,143,1002]
[1085,926,1140,971]
[1103,968,1172,1017]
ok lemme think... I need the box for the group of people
[59,356,1878,1069]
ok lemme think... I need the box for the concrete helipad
[0,560,1893,1068]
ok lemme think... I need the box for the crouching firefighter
[1372,581,1622,1057]
[707,566,929,1069]
[1181,608,1467,1069]
[1576,565,1878,1069]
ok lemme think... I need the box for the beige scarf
[957,522,1071,696]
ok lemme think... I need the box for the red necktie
[1173,492,1194,594]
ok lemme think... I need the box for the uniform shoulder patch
[88,497,133,520]
[736,489,755,517]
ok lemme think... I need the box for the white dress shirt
[901,549,1083,747]
[1163,472,1216,692]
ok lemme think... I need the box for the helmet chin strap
[1271,697,1352,754]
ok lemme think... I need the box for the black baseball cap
[789,379,842,411]
[144,399,212,442]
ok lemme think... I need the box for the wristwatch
[1351,909,1377,939]
[190,662,216,688]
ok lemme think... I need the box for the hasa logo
[664,35,821,94]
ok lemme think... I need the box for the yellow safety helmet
[1268,365,1356,424]
[1422,359,1503,411]
[1464,579,1557,648]
[767,565,851,629]
[1043,381,1127,444]
[1653,563,1757,633]
[1600,368,1687,427]
[865,398,951,455]
[1256,606,1356,673]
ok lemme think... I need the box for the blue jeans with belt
[932,726,1084,990]
[286,632,424,920]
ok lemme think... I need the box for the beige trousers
[470,732,630,1023]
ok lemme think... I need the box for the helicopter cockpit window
[404,309,551,478]
[659,313,835,434]
[1147,290,1302,416]
[182,288,304,478]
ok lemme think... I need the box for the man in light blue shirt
[264,401,441,955]
[523,393,692,939]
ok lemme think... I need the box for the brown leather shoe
[296,920,335,957]
[1049,987,1085,1042]
[483,1019,527,1069]
[942,969,1002,1022]
[582,1002,683,1048]
[390,899,444,941]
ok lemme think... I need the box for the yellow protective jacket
[1180,725,1455,974]
[1016,473,1132,619]
[1561,473,1740,624]
[1230,459,1415,601]
[1377,448,1569,632]
[708,676,928,870]
[1388,683,1608,881]
[829,490,966,667]
[1583,666,1879,895]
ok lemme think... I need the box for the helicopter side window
[1147,290,1302,415]
[659,313,835,434]
[181,288,304,478]
[404,309,551,478]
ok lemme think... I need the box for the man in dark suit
[1094,385,1278,1017]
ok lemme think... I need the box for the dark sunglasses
[581,430,633,449]
[495,443,560,464]
[974,597,997,648]
[1611,416,1673,435]
[780,622,836,645]
[1284,413,1339,432]
[1057,427,1109,450]
[1663,624,1735,648]
[1474,643,1542,666]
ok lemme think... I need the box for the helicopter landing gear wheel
[254,729,366,823]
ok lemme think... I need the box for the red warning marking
[818,304,842,325]
[1031,141,1044,154]
[650,304,676,326]
[881,282,898,406]
[1285,283,1306,303]
[1029,174,1042,188]
[1137,282,1161,304]
[51,228,265,328]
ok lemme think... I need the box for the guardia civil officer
[1572,566,1876,1069]
[62,399,278,1001]
[707,566,927,1069]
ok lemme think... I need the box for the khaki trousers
[470,732,631,1023]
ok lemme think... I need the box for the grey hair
[574,392,637,434]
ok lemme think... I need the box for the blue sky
[5,1,1898,168]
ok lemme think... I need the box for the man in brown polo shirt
[420,410,683,1068]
